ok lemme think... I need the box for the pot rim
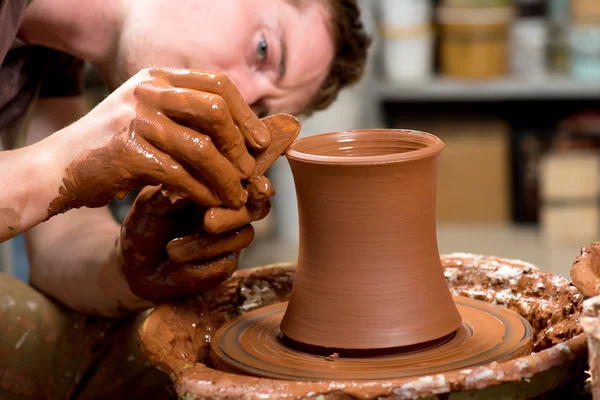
[285,129,444,165]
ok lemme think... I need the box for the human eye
[256,34,268,63]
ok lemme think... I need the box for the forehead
[269,1,334,114]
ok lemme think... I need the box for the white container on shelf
[510,18,549,78]
[378,0,431,26]
[569,25,600,82]
[378,0,434,81]
[382,30,434,81]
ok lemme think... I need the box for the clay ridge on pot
[138,254,587,400]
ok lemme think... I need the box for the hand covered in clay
[117,110,299,303]
[50,67,270,215]
[118,185,270,302]
[200,113,301,235]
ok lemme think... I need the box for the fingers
[169,253,240,294]
[246,176,274,201]
[133,113,247,208]
[203,200,271,235]
[149,67,271,150]
[127,253,240,301]
[167,225,255,263]
[134,185,191,216]
[121,186,241,302]
[155,87,256,178]
[139,142,222,207]
[120,185,192,271]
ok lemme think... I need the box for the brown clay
[245,176,274,200]
[0,69,291,245]
[571,242,600,298]
[48,67,275,218]
[573,243,600,399]
[119,113,299,302]
[119,185,247,302]
[203,113,300,234]
[138,257,587,399]
[0,207,20,242]
[203,200,272,235]
[581,296,600,400]
[442,253,583,351]
[280,129,462,350]
[210,296,532,381]
[167,225,255,263]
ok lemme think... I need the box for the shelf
[373,75,600,102]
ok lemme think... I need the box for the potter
[0,0,370,397]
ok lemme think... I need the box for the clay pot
[279,129,462,351]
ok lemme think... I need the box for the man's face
[119,0,334,116]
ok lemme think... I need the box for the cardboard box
[539,151,600,201]
[541,205,600,244]
[391,114,511,222]
[571,0,600,24]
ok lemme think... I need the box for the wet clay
[280,130,462,350]
[119,113,299,302]
[571,242,600,297]
[0,273,124,398]
[574,243,600,399]
[203,200,271,235]
[441,253,583,352]
[202,113,300,235]
[245,176,274,200]
[47,68,282,219]
[0,207,20,243]
[138,257,588,399]
[119,185,245,302]
[210,296,532,381]
[167,225,255,263]
[581,296,600,399]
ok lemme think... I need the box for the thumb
[166,225,255,263]
[128,185,190,217]
[120,185,190,271]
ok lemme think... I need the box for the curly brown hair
[301,0,371,117]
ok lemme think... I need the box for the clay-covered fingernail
[251,124,271,149]
[204,206,252,235]
[220,185,248,209]
[247,176,274,201]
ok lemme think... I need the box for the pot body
[280,129,462,350]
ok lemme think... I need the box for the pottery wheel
[210,296,533,381]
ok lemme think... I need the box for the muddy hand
[203,113,301,235]
[52,67,270,215]
[119,185,254,302]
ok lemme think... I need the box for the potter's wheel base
[210,296,533,381]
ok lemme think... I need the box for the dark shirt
[0,0,84,149]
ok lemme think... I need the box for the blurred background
[1,0,599,281]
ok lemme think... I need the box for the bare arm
[0,127,62,242]
[24,96,151,317]
[14,68,276,318]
